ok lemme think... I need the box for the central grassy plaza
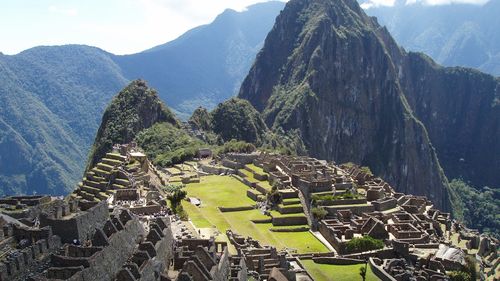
[301,260,378,281]
[182,175,328,253]
[182,175,380,280]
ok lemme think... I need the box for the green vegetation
[189,107,212,131]
[211,98,269,145]
[345,236,384,253]
[267,184,281,205]
[312,191,361,202]
[311,206,328,220]
[360,265,367,281]
[246,164,264,174]
[217,139,256,154]
[450,179,499,238]
[360,166,373,176]
[88,80,179,169]
[167,189,187,214]
[136,122,204,167]
[182,175,328,253]
[447,256,477,281]
[448,271,472,281]
[0,45,128,196]
[301,260,378,281]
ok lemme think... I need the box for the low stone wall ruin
[271,216,308,226]
[369,258,397,281]
[40,201,109,244]
[218,206,256,212]
[312,257,365,265]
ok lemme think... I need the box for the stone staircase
[269,189,309,231]
[71,152,137,203]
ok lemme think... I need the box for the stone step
[282,198,301,205]
[271,214,308,226]
[105,190,117,195]
[80,185,101,195]
[86,173,105,183]
[92,168,111,179]
[105,153,127,162]
[83,179,104,190]
[111,183,126,190]
[278,189,298,199]
[102,157,123,167]
[114,178,130,187]
[97,162,114,172]
[77,190,95,201]
[277,204,304,214]
[96,192,109,200]
[270,225,310,232]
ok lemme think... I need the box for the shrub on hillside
[219,139,256,154]
[311,207,328,220]
[345,236,384,253]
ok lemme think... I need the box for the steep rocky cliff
[87,80,179,169]
[238,0,497,211]
[400,54,499,189]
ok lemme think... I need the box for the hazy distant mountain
[0,45,127,196]
[0,1,284,196]
[363,0,500,76]
[114,1,285,118]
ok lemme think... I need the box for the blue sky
[0,0,489,55]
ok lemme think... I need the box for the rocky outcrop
[237,0,497,211]
[211,98,269,145]
[87,80,179,169]
[399,54,500,189]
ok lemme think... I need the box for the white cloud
[405,0,489,5]
[361,0,396,9]
[96,0,288,54]
[48,5,78,16]
[361,0,489,8]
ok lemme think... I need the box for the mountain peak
[87,80,179,169]
[239,0,456,210]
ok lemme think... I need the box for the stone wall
[0,228,62,281]
[312,257,364,265]
[129,205,161,215]
[369,258,397,281]
[325,204,375,216]
[210,247,230,281]
[116,189,139,201]
[225,153,259,165]
[46,211,145,281]
[318,198,367,206]
[372,198,397,211]
[40,201,109,244]
[271,216,307,226]
[218,206,255,212]
[221,159,243,170]
[198,164,233,175]
[120,217,174,281]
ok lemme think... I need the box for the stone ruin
[226,230,313,281]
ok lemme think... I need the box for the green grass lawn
[258,180,272,190]
[301,260,379,281]
[182,175,328,254]
[239,169,260,183]
[246,164,265,174]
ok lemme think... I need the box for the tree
[311,207,328,220]
[267,183,282,205]
[359,266,367,281]
[345,236,384,253]
[167,189,187,212]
